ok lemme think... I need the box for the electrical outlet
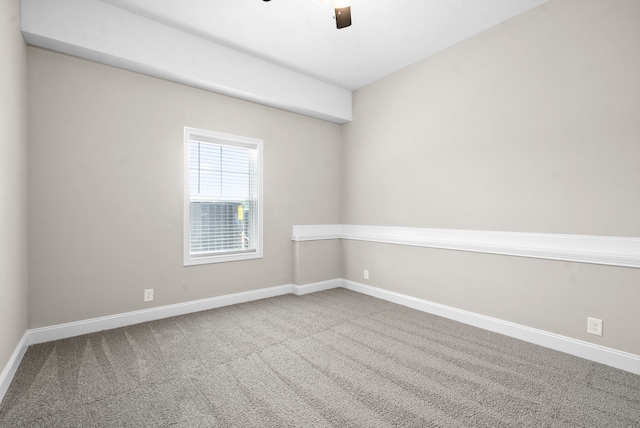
[363,269,369,280]
[587,317,603,336]
[144,289,154,302]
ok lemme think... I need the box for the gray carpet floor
[1,288,639,427]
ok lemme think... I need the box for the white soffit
[21,0,352,124]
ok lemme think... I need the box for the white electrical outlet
[144,289,154,302]
[363,269,369,280]
[587,317,603,336]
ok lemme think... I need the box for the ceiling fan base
[335,6,352,29]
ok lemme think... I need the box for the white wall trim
[0,333,29,404]
[292,224,640,269]
[1,285,294,402]
[292,278,341,295]
[292,224,343,241]
[3,279,638,400]
[20,280,343,346]
[27,284,294,345]
[341,279,640,375]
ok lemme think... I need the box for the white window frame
[184,127,263,266]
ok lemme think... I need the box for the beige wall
[293,240,341,285]
[343,240,640,354]
[341,0,640,354]
[343,0,640,235]
[0,0,28,371]
[20,0,640,359]
[27,48,342,328]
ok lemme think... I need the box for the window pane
[190,202,245,253]
[187,136,259,260]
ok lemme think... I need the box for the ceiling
[21,0,549,122]
[98,0,549,90]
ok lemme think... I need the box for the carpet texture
[1,289,639,427]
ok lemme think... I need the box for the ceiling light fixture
[262,0,352,30]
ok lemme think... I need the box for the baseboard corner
[27,284,295,346]
[292,278,341,295]
[340,279,640,375]
[0,332,29,404]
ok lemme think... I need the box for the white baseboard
[1,284,296,402]
[341,279,640,375]
[0,281,337,400]
[23,279,342,347]
[27,284,294,346]
[0,333,29,405]
[293,278,341,295]
[3,278,638,405]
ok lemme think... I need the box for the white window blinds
[184,128,262,265]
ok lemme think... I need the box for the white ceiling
[22,0,549,122]
[98,0,549,90]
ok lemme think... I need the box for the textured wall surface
[21,0,640,360]
[293,240,342,285]
[343,0,640,235]
[0,0,28,377]
[341,0,640,354]
[27,48,342,328]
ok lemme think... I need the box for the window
[184,127,263,265]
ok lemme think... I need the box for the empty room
[1,0,639,426]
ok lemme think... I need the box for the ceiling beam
[21,0,352,124]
